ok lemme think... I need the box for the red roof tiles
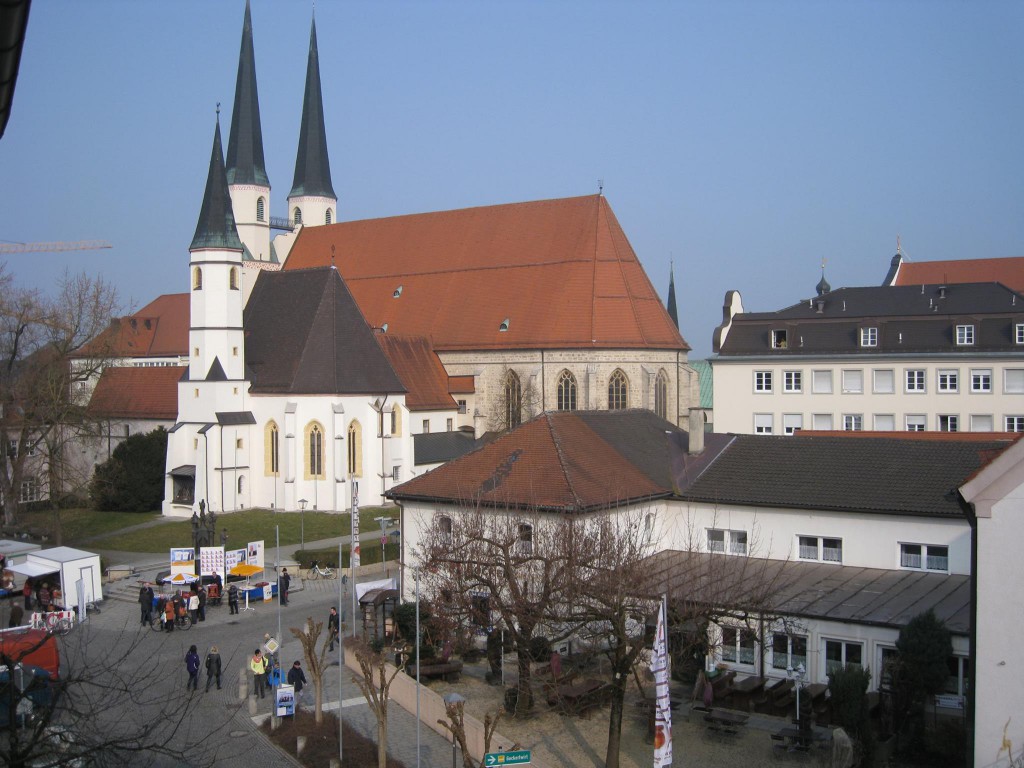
[376,335,457,411]
[895,257,1024,293]
[86,366,185,420]
[284,195,688,352]
[77,293,189,359]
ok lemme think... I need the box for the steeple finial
[666,259,679,329]
[289,13,335,199]
[191,117,244,252]
[226,0,269,187]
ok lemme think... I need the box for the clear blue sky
[2,1,1022,358]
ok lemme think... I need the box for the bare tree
[290,616,332,724]
[0,266,122,528]
[487,366,541,434]
[349,637,405,768]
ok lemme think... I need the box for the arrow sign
[484,750,531,766]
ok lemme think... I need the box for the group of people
[184,644,222,692]
[139,575,246,630]
[23,577,61,612]
[246,647,307,706]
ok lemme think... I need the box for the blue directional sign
[484,750,531,766]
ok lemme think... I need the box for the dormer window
[956,324,975,345]
[771,329,788,349]
[860,327,878,347]
[1015,323,1024,344]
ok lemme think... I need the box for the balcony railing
[269,216,296,231]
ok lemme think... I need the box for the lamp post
[414,565,421,768]
[374,516,391,573]
[298,498,308,554]
[787,662,806,726]
[443,692,465,768]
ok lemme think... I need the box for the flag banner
[351,483,361,569]
[651,595,673,766]
[247,540,265,568]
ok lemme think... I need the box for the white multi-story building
[712,278,1024,436]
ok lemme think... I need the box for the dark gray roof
[666,264,678,329]
[216,411,256,426]
[413,430,482,465]
[288,16,335,200]
[0,0,30,140]
[644,550,970,635]
[190,118,244,252]
[680,434,1011,518]
[244,267,405,395]
[205,357,227,381]
[225,1,268,188]
[718,283,1024,356]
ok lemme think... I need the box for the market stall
[8,547,103,615]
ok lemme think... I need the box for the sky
[2,0,1022,359]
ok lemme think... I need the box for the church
[153,2,695,517]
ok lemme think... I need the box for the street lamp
[298,498,308,554]
[787,662,806,727]
[374,516,392,572]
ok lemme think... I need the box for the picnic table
[703,708,748,739]
[729,674,765,711]
[547,678,610,715]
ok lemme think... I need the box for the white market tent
[8,546,103,612]
[0,539,41,566]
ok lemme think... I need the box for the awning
[169,465,196,478]
[7,562,59,578]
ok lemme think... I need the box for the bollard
[296,736,307,756]
[248,694,257,716]
[239,668,248,702]
[270,712,279,730]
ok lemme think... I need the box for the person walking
[279,568,290,606]
[250,649,268,699]
[185,645,200,691]
[286,661,308,708]
[327,606,340,652]
[204,645,222,692]
[227,584,239,615]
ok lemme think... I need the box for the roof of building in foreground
[388,409,1017,517]
[283,194,688,353]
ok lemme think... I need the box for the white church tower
[286,14,337,229]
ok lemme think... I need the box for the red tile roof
[448,375,475,394]
[376,335,457,411]
[284,195,688,352]
[895,257,1024,293]
[86,366,185,420]
[77,293,189,359]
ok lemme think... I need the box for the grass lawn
[12,508,161,545]
[87,507,398,552]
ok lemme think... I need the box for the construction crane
[0,240,112,254]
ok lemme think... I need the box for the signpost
[484,751,531,766]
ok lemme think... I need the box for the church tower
[189,115,246,387]
[225,0,271,264]
[287,14,337,229]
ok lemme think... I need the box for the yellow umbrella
[228,563,263,578]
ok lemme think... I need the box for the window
[860,327,878,347]
[783,371,802,393]
[19,477,40,503]
[325,208,333,225]
[754,371,773,393]
[754,414,773,434]
[955,324,975,345]
[938,414,959,432]
[229,267,239,290]
[905,414,925,431]
[708,529,747,555]
[944,656,970,703]
[642,513,655,545]
[457,399,467,415]
[811,413,833,430]
[422,420,429,433]
[237,475,245,495]
[446,418,453,432]
[293,207,302,225]
[971,369,992,393]
[192,267,203,290]
[505,371,523,427]
[841,370,863,394]
[347,420,362,476]
[232,346,239,357]
[256,197,265,222]
[843,414,863,431]
[825,639,863,675]
[811,370,832,394]
[873,414,895,431]
[655,370,669,419]
[900,543,949,572]
[906,369,926,393]
[772,634,808,671]
[518,523,534,555]
[306,422,324,479]
[783,414,803,435]
[1005,416,1024,432]
[1007,369,1024,394]
[771,329,788,349]
[194,347,199,357]
[557,370,577,411]
[392,465,401,481]
[391,406,402,436]
[437,515,453,544]
[798,536,842,563]
[608,369,628,410]
[236,438,243,449]
[721,627,757,665]
[265,422,279,476]
[873,369,894,394]
[937,369,959,393]
[970,414,993,432]
[1016,323,1024,345]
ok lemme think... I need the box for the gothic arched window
[305,422,324,479]
[256,197,265,222]
[265,421,279,476]
[347,420,362,476]
[655,369,669,420]
[504,371,522,429]
[293,207,302,225]
[608,369,629,410]
[192,267,203,291]
[229,267,239,291]
[557,370,577,411]
[326,208,333,225]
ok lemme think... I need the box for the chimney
[815,300,825,314]
[688,408,705,455]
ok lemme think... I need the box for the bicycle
[150,614,192,631]
[306,561,335,580]
[32,611,74,636]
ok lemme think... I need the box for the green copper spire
[191,115,244,251]
[226,0,269,187]
[289,14,336,199]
